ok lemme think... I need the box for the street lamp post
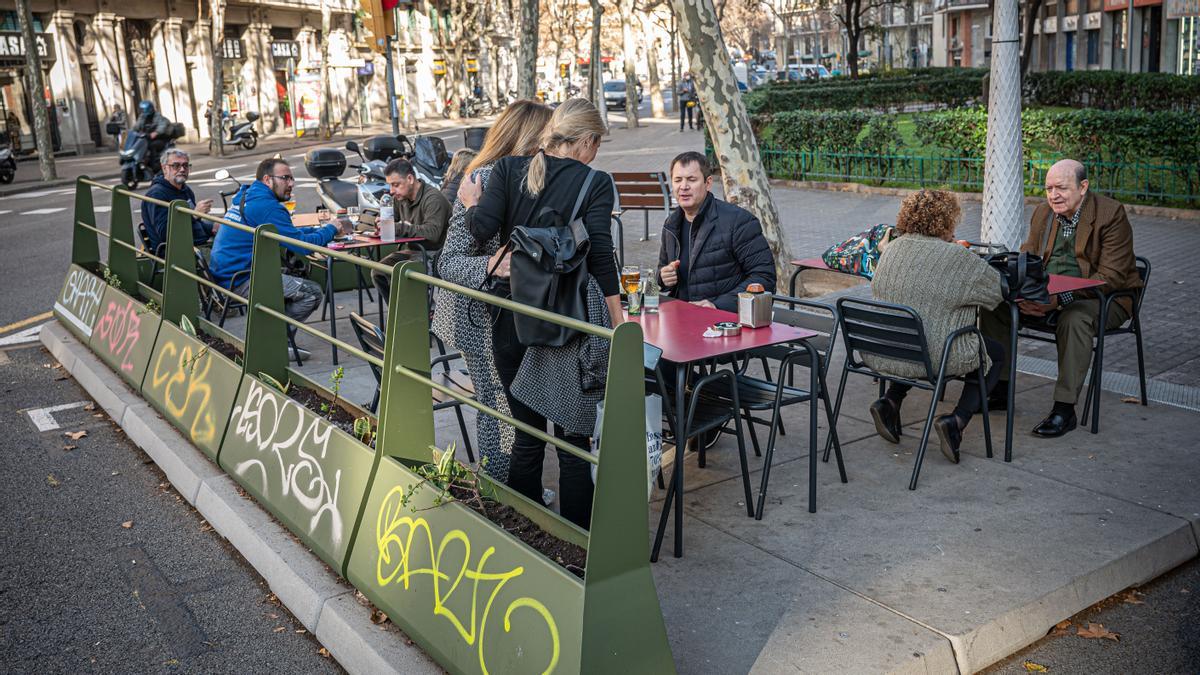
[981,0,1025,249]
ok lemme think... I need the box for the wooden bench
[612,172,675,258]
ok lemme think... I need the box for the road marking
[94,206,112,212]
[0,324,43,347]
[6,190,61,200]
[0,311,52,335]
[190,163,248,176]
[0,209,10,215]
[26,402,89,432]
[21,207,67,215]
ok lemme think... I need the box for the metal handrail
[168,264,242,302]
[255,304,384,368]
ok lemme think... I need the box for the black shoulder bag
[985,213,1053,305]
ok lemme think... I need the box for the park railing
[751,146,1200,208]
[52,176,675,675]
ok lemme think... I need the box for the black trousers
[491,306,594,529]
[679,103,694,130]
[885,336,1006,429]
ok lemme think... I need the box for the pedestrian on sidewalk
[678,72,697,131]
[105,105,128,150]
[433,99,553,483]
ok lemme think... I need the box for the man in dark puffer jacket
[656,151,775,311]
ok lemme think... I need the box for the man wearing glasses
[210,158,353,347]
[140,149,215,252]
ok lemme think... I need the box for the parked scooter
[0,143,15,184]
[221,111,259,150]
[306,135,415,213]
[118,126,183,189]
[410,135,450,189]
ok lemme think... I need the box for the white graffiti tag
[231,378,344,546]
[54,268,105,336]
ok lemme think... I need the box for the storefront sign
[223,38,244,60]
[1064,15,1079,30]
[1044,16,1058,32]
[467,58,478,73]
[1085,11,1103,27]
[1133,0,1162,7]
[271,40,300,60]
[0,32,55,64]
[432,59,446,76]
[1165,0,1198,12]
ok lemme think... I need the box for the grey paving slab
[685,428,1197,673]
[121,401,225,503]
[956,387,1200,543]
[315,592,442,675]
[650,516,957,675]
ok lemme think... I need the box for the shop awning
[858,49,873,57]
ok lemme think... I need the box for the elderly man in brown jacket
[982,159,1141,438]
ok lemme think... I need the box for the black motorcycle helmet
[138,100,156,117]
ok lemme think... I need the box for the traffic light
[361,0,396,52]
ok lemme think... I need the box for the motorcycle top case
[362,135,407,162]
[304,148,347,179]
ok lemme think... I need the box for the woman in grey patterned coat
[431,100,553,482]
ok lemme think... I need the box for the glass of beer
[620,265,641,297]
[627,279,645,315]
[284,199,297,213]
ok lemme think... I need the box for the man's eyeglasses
[167,162,191,170]
[269,174,296,183]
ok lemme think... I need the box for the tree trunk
[589,0,610,128]
[668,0,796,292]
[516,0,539,98]
[846,27,861,78]
[620,0,640,128]
[15,0,55,180]
[647,33,666,118]
[209,0,226,156]
[1019,0,1043,78]
[669,9,679,113]
[320,2,333,138]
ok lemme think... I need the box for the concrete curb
[40,320,441,675]
[770,178,1200,222]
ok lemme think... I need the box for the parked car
[603,79,644,109]
[786,64,832,81]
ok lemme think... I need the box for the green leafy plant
[320,366,345,420]
[179,314,197,337]
[352,416,374,445]
[259,372,291,395]
[402,443,486,512]
[101,267,123,292]
[139,298,161,316]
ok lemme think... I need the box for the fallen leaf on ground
[54,374,69,381]
[1121,590,1145,605]
[272,626,285,633]
[317,647,331,658]
[83,403,95,411]
[370,608,388,625]
[1120,397,1140,404]
[295,629,307,634]
[1077,622,1119,641]
[65,430,87,440]
[1050,620,1073,636]
[93,413,104,418]
[1023,661,1049,672]
[121,521,134,529]
[46,474,61,487]
[162,658,179,666]
[63,445,77,451]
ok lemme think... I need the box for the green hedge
[745,75,983,114]
[766,110,903,153]
[1023,71,1200,111]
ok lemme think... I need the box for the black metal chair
[1017,256,1150,434]
[713,298,846,518]
[136,221,168,285]
[832,297,994,490]
[348,311,475,463]
[647,342,754,560]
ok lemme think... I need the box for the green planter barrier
[220,373,376,570]
[88,284,161,390]
[347,456,583,675]
[54,264,106,341]
[143,320,243,461]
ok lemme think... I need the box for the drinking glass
[620,265,641,296]
[627,281,644,315]
[284,199,297,213]
[317,207,331,224]
[346,206,360,227]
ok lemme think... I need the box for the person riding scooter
[133,100,171,174]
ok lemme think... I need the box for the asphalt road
[0,341,344,673]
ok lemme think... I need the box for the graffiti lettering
[230,379,343,546]
[94,297,141,372]
[150,338,216,444]
[54,268,105,336]
[375,486,560,675]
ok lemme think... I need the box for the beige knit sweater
[864,234,1003,380]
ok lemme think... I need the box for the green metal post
[160,201,202,329]
[72,176,100,270]
[580,321,675,673]
[240,224,290,386]
[376,261,435,463]
[107,187,140,293]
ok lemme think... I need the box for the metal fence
[752,147,1200,208]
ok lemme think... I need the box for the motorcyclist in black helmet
[133,100,172,174]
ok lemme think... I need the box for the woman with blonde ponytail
[458,97,621,528]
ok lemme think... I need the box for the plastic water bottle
[378,194,395,242]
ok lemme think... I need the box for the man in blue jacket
[140,149,215,252]
[209,157,349,327]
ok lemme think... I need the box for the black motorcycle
[0,143,14,184]
[119,123,184,189]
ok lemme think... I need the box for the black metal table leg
[672,364,687,557]
[1006,302,1018,462]
[327,254,339,365]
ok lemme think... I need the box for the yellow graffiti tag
[375,486,560,675]
[151,338,216,443]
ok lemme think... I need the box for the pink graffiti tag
[94,298,142,372]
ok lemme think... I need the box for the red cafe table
[625,299,817,560]
[294,212,422,364]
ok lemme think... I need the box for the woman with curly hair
[865,189,1005,462]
